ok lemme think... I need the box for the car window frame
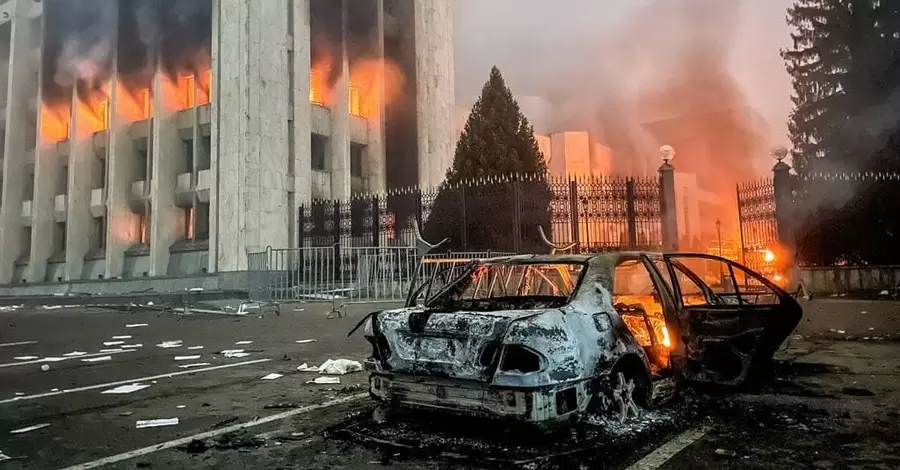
[663,253,789,307]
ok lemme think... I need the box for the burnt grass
[323,360,894,469]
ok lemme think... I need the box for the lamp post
[658,145,678,251]
[716,219,722,257]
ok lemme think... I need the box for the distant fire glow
[763,249,776,264]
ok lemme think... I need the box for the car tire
[589,360,652,422]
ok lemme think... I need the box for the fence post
[569,178,580,251]
[332,201,341,280]
[773,156,794,249]
[371,196,380,248]
[625,179,638,250]
[298,204,305,248]
[658,156,679,252]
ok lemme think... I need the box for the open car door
[662,254,802,386]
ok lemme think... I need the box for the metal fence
[300,173,664,254]
[736,178,779,272]
[247,246,510,304]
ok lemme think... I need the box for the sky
[453,0,797,146]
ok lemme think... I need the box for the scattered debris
[13,356,39,361]
[102,384,151,395]
[126,324,149,328]
[841,387,875,397]
[307,376,341,385]
[14,392,24,396]
[157,341,183,349]
[187,346,204,350]
[51,388,59,392]
[261,373,284,380]
[136,418,179,429]
[295,339,316,344]
[189,287,204,292]
[297,363,319,372]
[880,290,890,296]
[112,336,132,340]
[103,341,125,346]
[837,330,846,334]
[235,341,254,345]
[182,439,208,454]
[869,327,876,331]
[263,403,298,410]
[119,412,134,417]
[715,448,737,457]
[0,450,12,461]
[81,356,112,363]
[62,351,87,357]
[214,430,264,450]
[212,417,239,429]
[0,305,23,312]
[174,355,202,361]
[41,357,66,362]
[221,349,250,358]
[318,359,363,376]
[178,363,212,369]
[99,348,125,353]
[10,423,51,434]
[122,344,143,349]
[40,364,50,372]
[176,405,186,409]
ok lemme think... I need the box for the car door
[662,254,802,386]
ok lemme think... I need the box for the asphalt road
[0,298,899,470]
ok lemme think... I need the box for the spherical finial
[772,146,789,162]
[660,145,675,163]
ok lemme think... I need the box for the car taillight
[499,345,542,373]
[480,341,502,368]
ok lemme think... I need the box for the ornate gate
[736,179,779,273]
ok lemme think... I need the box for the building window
[350,144,364,177]
[21,227,32,258]
[199,135,211,170]
[55,222,66,253]
[93,217,106,250]
[196,203,210,240]
[183,138,194,172]
[185,207,194,240]
[311,134,327,171]
[24,170,34,201]
[310,70,326,105]
[59,164,68,195]
[93,155,106,190]
[135,138,149,180]
[139,211,150,245]
[349,84,362,116]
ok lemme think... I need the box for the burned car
[358,253,802,425]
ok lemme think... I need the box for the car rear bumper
[369,372,590,424]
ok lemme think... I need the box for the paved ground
[0,298,898,469]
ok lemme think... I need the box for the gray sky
[453,0,796,144]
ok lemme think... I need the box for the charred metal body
[360,252,802,425]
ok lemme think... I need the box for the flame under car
[362,253,802,425]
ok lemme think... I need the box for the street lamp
[660,145,676,165]
[772,146,789,163]
[716,219,723,257]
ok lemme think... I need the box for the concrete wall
[799,266,900,296]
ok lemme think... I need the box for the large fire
[40,102,71,145]
[116,84,153,122]
[309,54,405,118]
[160,68,212,112]
[74,84,111,139]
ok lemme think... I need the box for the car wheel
[590,362,651,423]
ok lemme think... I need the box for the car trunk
[375,308,545,382]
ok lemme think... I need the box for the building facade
[0,0,454,284]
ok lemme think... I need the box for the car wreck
[355,252,802,426]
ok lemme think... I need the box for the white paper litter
[99,349,125,353]
[121,344,143,349]
[136,418,179,429]
[235,341,254,345]
[318,358,363,375]
[41,357,66,362]
[103,341,125,346]
[174,355,202,361]
[295,339,317,344]
[40,305,64,310]
[177,362,212,369]
[297,363,319,372]
[81,356,112,363]
[10,423,51,434]
[13,356,39,361]
[306,376,341,385]
[101,384,151,394]
[157,341,183,348]
[0,450,11,461]
[62,351,87,357]
[187,346,204,350]
[14,392,24,396]
[221,349,249,358]
[261,373,284,380]
[112,335,132,340]
[189,287,204,292]
[126,323,149,328]
[176,405,186,409]
[51,388,59,392]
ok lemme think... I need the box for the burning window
[349,84,362,116]
[185,207,194,240]
[139,211,150,245]
[310,70,326,105]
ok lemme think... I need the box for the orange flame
[310,55,333,106]
[116,83,153,123]
[160,67,213,113]
[40,102,71,145]
[74,84,111,138]
[349,57,405,118]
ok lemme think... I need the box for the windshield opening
[426,262,586,312]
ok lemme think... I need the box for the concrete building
[0,0,454,285]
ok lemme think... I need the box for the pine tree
[422,66,550,252]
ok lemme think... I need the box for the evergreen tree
[423,67,550,253]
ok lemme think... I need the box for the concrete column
[0,0,37,283]
[364,0,387,194]
[65,105,101,281]
[149,70,183,276]
[291,0,312,246]
[106,76,142,278]
[214,0,290,272]
[208,0,221,272]
[659,161,679,252]
[414,0,454,189]
[330,0,351,201]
